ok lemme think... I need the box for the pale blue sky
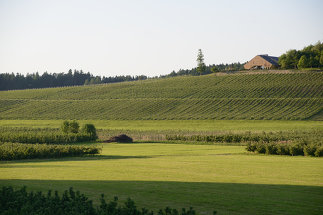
[0,0,322,77]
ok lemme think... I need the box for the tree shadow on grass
[0,179,322,215]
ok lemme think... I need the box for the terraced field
[0,71,322,120]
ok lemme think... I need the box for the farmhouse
[244,54,279,69]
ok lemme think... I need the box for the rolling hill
[0,71,322,120]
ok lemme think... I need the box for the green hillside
[0,71,322,120]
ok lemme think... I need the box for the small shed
[244,55,279,69]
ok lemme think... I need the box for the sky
[0,0,322,77]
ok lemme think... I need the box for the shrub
[61,120,80,134]
[0,131,96,144]
[82,124,97,139]
[0,186,209,215]
[265,143,277,155]
[314,146,323,157]
[0,143,101,160]
[303,144,318,156]
[165,132,295,144]
[255,143,266,154]
[245,141,322,157]
[246,142,256,152]
[289,143,304,156]
[106,134,133,143]
[275,144,289,155]
[61,120,70,133]
[69,120,80,133]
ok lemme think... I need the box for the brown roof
[244,54,279,70]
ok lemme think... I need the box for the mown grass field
[1,143,322,215]
[0,71,322,120]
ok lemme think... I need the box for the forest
[0,70,148,91]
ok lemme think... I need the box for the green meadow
[1,143,322,215]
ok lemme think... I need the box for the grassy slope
[1,143,322,215]
[0,71,322,120]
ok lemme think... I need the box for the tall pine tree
[197,49,206,75]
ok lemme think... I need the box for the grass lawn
[1,143,322,215]
[0,119,322,132]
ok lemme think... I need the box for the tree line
[0,69,148,91]
[278,41,323,69]
[0,63,244,91]
[1,42,322,91]
[161,63,244,78]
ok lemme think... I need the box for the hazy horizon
[1,0,322,77]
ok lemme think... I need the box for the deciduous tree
[297,55,309,69]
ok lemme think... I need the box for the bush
[69,120,80,133]
[61,120,80,134]
[245,141,322,157]
[106,134,133,143]
[255,143,266,154]
[0,131,96,144]
[275,144,289,155]
[246,142,256,152]
[303,144,318,156]
[265,143,277,155]
[82,124,97,139]
[289,143,304,156]
[0,126,98,144]
[165,132,291,144]
[0,143,101,160]
[61,120,70,133]
[314,146,323,157]
[0,186,210,215]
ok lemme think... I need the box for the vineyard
[0,71,322,120]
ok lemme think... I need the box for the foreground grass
[1,143,322,215]
[0,119,322,132]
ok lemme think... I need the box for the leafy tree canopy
[279,41,323,69]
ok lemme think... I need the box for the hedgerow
[246,141,323,157]
[0,121,98,144]
[0,186,213,215]
[0,143,101,160]
[0,132,95,144]
[166,134,281,143]
[165,130,323,144]
[0,123,98,144]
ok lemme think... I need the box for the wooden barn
[244,54,279,69]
